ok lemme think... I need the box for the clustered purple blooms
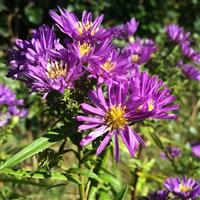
[192,143,200,158]
[0,84,27,127]
[160,146,181,159]
[8,7,157,96]
[166,24,200,82]
[8,8,178,160]
[164,177,200,199]
[8,25,82,96]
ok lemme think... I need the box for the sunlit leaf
[0,168,80,183]
[0,131,66,169]
[67,168,102,182]
[116,186,129,200]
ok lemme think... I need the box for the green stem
[132,147,142,200]
[88,148,110,200]
[78,146,85,200]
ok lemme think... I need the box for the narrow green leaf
[149,131,165,151]
[67,168,102,182]
[0,168,80,183]
[99,169,121,191]
[0,132,65,169]
[137,171,165,183]
[116,186,129,200]
[99,191,112,200]
[88,186,98,200]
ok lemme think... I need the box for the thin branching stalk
[78,145,86,200]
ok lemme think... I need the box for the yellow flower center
[105,105,127,129]
[101,60,115,72]
[79,42,92,56]
[76,21,93,35]
[179,184,192,193]
[147,99,155,111]
[136,99,155,112]
[47,61,67,79]
[131,54,140,63]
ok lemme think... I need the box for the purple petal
[78,123,100,130]
[119,125,139,156]
[96,131,114,155]
[76,116,103,124]
[81,103,105,116]
[114,131,120,161]
[80,125,108,146]
[97,87,108,109]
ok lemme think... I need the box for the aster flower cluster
[0,84,27,127]
[166,24,200,81]
[8,24,82,96]
[142,176,200,200]
[7,8,179,160]
[8,7,158,95]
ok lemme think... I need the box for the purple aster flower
[142,190,169,200]
[164,177,200,199]
[126,18,139,36]
[129,72,179,120]
[192,144,200,158]
[165,24,190,44]
[0,84,27,127]
[49,8,108,42]
[77,80,145,161]
[87,48,134,83]
[8,25,82,96]
[124,38,157,65]
[181,43,200,63]
[77,72,178,161]
[8,25,63,80]
[178,62,200,81]
[160,146,181,159]
[8,39,31,79]
[68,38,112,65]
[109,18,139,39]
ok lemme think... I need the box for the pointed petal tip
[80,139,87,146]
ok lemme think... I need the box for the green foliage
[116,186,129,200]
[0,131,65,169]
[24,3,43,25]
[0,168,80,183]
